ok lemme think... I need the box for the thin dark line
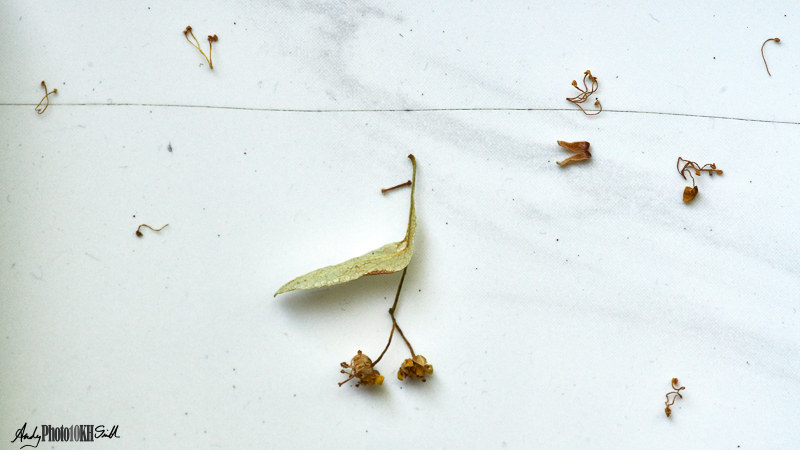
[2,102,798,125]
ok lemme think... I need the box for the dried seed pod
[339,350,384,387]
[397,354,433,382]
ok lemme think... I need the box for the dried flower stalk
[761,38,781,76]
[664,378,685,417]
[136,223,169,237]
[556,141,592,166]
[35,81,58,114]
[566,70,602,115]
[184,26,218,69]
[677,157,723,203]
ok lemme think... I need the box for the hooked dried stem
[566,70,602,115]
[761,38,780,76]
[184,26,218,69]
[35,81,58,114]
[136,223,169,237]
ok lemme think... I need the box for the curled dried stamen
[35,81,58,114]
[184,26,218,69]
[761,38,780,76]
[136,223,169,237]
[566,70,602,115]
[664,378,685,417]
[556,141,591,166]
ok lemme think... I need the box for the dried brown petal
[682,186,698,202]
[556,141,592,166]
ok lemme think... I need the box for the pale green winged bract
[274,155,417,297]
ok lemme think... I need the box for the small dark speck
[399,33,403,37]
[185,412,188,415]
[133,215,136,218]
[168,143,172,152]
[556,239,559,241]
[293,394,296,397]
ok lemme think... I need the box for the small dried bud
[774,38,781,42]
[671,378,679,385]
[571,80,578,87]
[52,88,57,94]
[665,405,672,417]
[40,81,46,86]
[682,186,698,202]
[136,230,143,237]
[339,350,384,387]
[208,34,219,42]
[397,354,433,382]
[184,25,192,34]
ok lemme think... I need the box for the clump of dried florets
[398,355,434,382]
[339,351,384,387]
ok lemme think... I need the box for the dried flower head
[397,354,433,382]
[556,141,592,166]
[566,70,602,115]
[339,350,385,387]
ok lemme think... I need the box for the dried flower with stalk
[664,378,685,417]
[677,157,723,203]
[761,38,781,76]
[276,156,431,388]
[35,81,58,114]
[136,223,169,237]
[566,70,602,115]
[556,141,591,166]
[184,26,218,69]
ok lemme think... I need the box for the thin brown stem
[392,318,415,358]
[761,38,780,76]
[372,322,395,365]
[136,223,169,237]
[381,180,411,194]
[387,267,416,358]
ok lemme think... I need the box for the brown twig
[136,223,169,237]
[566,70,602,115]
[35,81,58,114]
[761,38,781,76]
